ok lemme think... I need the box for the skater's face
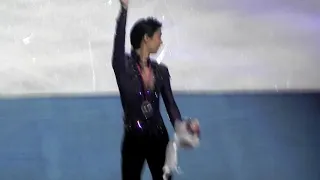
[144,29,162,54]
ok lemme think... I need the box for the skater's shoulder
[125,53,131,59]
[150,60,171,78]
[150,60,168,70]
[124,53,136,63]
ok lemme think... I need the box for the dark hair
[130,17,162,50]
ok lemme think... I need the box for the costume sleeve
[111,7,127,73]
[161,66,182,127]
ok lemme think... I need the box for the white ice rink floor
[0,0,320,95]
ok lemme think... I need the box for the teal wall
[0,93,319,180]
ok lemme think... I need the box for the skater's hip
[123,115,167,136]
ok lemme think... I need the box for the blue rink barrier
[0,92,319,180]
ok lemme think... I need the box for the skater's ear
[143,34,151,42]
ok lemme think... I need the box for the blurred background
[0,0,319,179]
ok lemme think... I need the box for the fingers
[119,0,128,9]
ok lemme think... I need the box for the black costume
[112,7,182,180]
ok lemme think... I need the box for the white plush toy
[163,118,200,180]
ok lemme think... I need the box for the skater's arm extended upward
[112,5,127,73]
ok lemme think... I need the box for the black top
[111,7,181,127]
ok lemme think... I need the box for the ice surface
[1,0,320,95]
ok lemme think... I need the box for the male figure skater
[112,0,198,179]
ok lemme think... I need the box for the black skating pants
[121,128,172,180]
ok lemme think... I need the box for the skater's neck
[136,47,150,67]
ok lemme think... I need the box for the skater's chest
[118,59,165,98]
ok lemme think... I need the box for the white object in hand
[162,119,200,180]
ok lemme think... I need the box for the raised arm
[111,3,127,72]
[161,65,182,127]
